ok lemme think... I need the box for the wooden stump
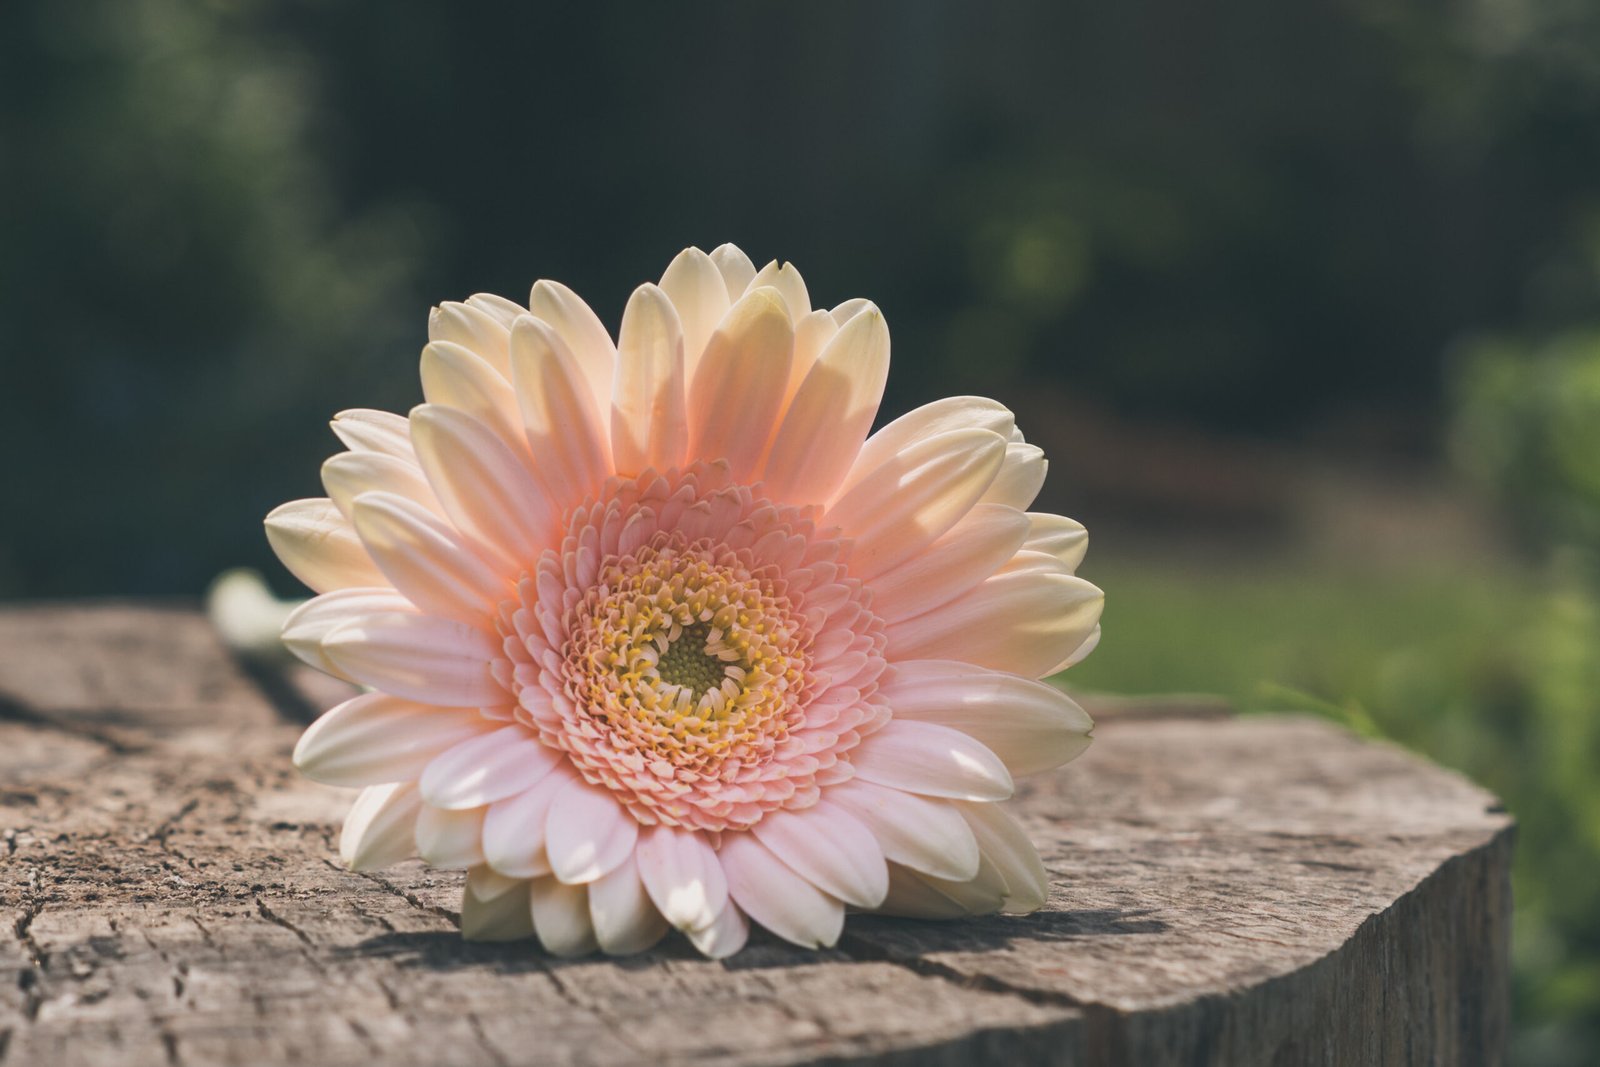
[0,604,1512,1066]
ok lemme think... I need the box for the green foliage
[1066,555,1600,1065]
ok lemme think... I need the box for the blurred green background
[3,0,1600,1060]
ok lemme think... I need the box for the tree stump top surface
[0,604,1512,1066]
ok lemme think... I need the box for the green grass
[1059,553,1600,1065]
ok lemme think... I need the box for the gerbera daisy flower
[266,244,1102,957]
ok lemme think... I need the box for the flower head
[268,244,1102,957]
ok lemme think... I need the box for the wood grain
[0,604,1512,1066]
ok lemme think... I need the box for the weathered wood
[0,604,1512,1066]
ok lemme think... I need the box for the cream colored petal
[867,504,1029,623]
[545,777,640,885]
[466,293,528,327]
[879,659,1093,776]
[420,724,564,810]
[877,863,970,919]
[350,492,507,623]
[322,611,503,707]
[979,442,1047,510]
[414,803,487,868]
[824,428,1007,579]
[295,693,491,787]
[786,308,839,400]
[265,498,388,594]
[885,566,1103,680]
[529,876,598,957]
[461,867,534,941]
[428,301,513,378]
[612,283,688,476]
[749,801,887,909]
[331,409,414,459]
[826,779,980,882]
[708,243,756,301]
[481,765,573,879]
[340,781,422,871]
[529,279,617,420]
[685,900,750,959]
[909,854,1010,916]
[749,259,811,321]
[688,288,794,480]
[1023,512,1089,573]
[958,801,1050,914]
[409,404,556,565]
[848,720,1013,801]
[1051,624,1101,673]
[322,451,441,521]
[718,832,844,949]
[510,315,613,505]
[281,587,414,680]
[761,305,890,507]
[420,341,527,454]
[830,298,873,326]
[840,397,1016,501]
[634,824,728,932]
[658,246,731,379]
[588,854,670,955]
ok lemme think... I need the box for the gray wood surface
[0,604,1512,1066]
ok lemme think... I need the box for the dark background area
[5,1,1600,1061]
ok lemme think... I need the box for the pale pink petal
[824,429,1008,579]
[322,451,440,520]
[529,279,617,420]
[350,492,507,623]
[749,259,811,321]
[420,341,527,454]
[634,824,728,932]
[529,876,598,957]
[429,301,513,377]
[461,867,534,942]
[849,720,1013,801]
[685,900,750,959]
[1023,512,1089,573]
[322,611,503,707]
[265,498,388,594]
[879,660,1093,776]
[330,408,414,459]
[658,246,731,379]
[838,397,1015,500]
[414,803,487,868]
[588,853,670,955]
[718,832,844,949]
[866,503,1029,623]
[481,766,573,879]
[611,283,689,475]
[878,863,969,919]
[545,777,640,885]
[762,305,890,507]
[281,587,414,680]
[749,800,887,908]
[979,442,1047,510]
[885,565,1103,679]
[295,692,491,787]
[408,404,556,564]
[707,243,756,301]
[688,288,794,480]
[510,316,613,504]
[340,782,422,871]
[420,724,563,810]
[826,779,980,881]
[958,801,1050,913]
